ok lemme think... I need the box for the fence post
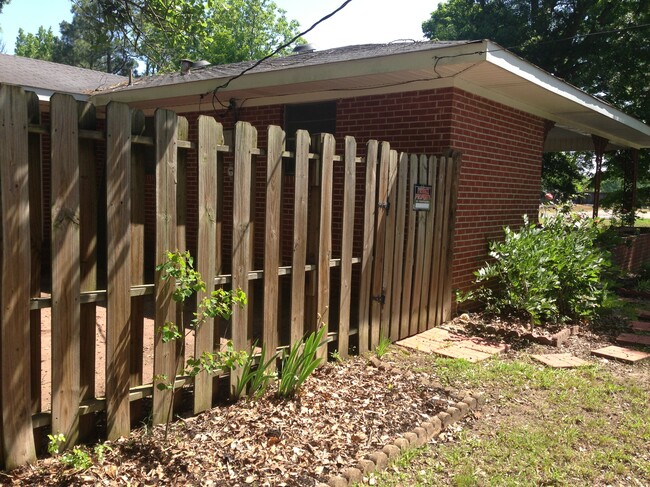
[153,108,178,425]
[105,101,132,440]
[357,140,378,353]
[0,84,37,468]
[194,115,221,413]
[337,136,356,358]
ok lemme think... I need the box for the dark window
[284,101,337,175]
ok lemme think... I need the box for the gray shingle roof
[0,53,127,95]
[109,40,477,92]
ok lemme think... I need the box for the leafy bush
[462,209,613,325]
[277,326,329,398]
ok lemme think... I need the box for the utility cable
[211,0,354,113]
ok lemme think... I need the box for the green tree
[542,152,589,202]
[72,0,302,74]
[57,0,136,74]
[15,26,59,60]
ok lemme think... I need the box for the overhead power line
[211,0,354,113]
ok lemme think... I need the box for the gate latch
[378,201,390,213]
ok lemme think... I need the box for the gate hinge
[372,294,386,304]
[378,201,390,213]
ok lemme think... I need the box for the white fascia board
[484,40,650,141]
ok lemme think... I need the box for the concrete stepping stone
[456,339,509,355]
[397,327,508,362]
[629,321,650,332]
[431,344,493,362]
[591,345,650,364]
[616,333,650,347]
[531,353,589,368]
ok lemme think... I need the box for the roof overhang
[90,40,650,151]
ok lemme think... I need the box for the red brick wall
[448,90,546,291]
[612,232,650,273]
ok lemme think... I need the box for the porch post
[592,135,608,219]
[620,148,640,226]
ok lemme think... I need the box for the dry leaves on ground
[4,354,461,486]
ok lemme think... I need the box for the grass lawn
[362,353,650,486]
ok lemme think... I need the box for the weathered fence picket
[290,130,310,345]
[392,152,408,340]
[153,109,178,425]
[263,125,284,364]
[50,93,81,448]
[357,140,378,353]
[337,136,356,357]
[316,133,335,360]
[231,121,256,395]
[27,91,42,416]
[194,115,220,413]
[78,101,98,442]
[418,156,438,333]
[0,85,461,469]
[105,101,132,440]
[0,84,37,468]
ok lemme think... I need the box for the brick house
[3,40,650,294]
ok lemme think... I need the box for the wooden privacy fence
[0,83,460,469]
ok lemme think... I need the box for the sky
[0,0,442,55]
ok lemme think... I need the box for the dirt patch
[38,301,196,410]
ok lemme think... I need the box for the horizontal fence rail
[0,83,460,469]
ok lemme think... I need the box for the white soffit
[461,41,650,149]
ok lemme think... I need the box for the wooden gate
[364,144,460,351]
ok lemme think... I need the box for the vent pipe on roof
[180,59,211,75]
[180,59,193,75]
[292,43,316,54]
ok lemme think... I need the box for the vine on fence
[155,250,247,437]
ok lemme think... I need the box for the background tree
[423,0,650,214]
[541,152,589,202]
[71,0,302,73]
[15,26,59,60]
[11,0,301,75]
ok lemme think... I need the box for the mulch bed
[3,356,462,486]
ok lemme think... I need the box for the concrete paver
[591,345,650,364]
[617,333,650,347]
[531,353,590,368]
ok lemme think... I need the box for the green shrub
[463,210,613,325]
[277,326,329,398]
